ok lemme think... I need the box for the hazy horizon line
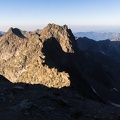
[1,24,120,33]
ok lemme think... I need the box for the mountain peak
[46,23,68,30]
[7,27,25,38]
[39,23,75,53]
[7,27,14,33]
[0,23,77,88]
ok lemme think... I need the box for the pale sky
[1,0,120,32]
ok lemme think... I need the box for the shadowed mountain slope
[1,75,120,120]
[77,37,120,105]
[77,37,120,61]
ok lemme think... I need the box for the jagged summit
[39,23,76,53]
[7,27,25,38]
[45,23,68,30]
[0,23,78,89]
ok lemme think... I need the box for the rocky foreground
[1,75,120,120]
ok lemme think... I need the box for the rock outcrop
[0,24,77,88]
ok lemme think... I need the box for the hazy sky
[1,0,120,32]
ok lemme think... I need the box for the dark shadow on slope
[76,37,120,105]
[41,37,105,102]
[0,75,86,120]
[80,54,120,105]
[77,37,120,62]
[12,28,26,38]
[41,36,120,105]
[1,75,119,120]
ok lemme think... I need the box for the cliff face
[0,24,77,88]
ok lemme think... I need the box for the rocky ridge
[74,32,120,41]
[0,24,77,88]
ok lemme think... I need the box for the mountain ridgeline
[0,31,5,37]
[77,37,120,106]
[1,24,120,107]
[0,24,76,88]
[74,31,120,41]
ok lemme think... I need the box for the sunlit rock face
[0,24,78,88]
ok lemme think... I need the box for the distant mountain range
[0,31,6,36]
[74,31,120,41]
[77,37,120,61]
